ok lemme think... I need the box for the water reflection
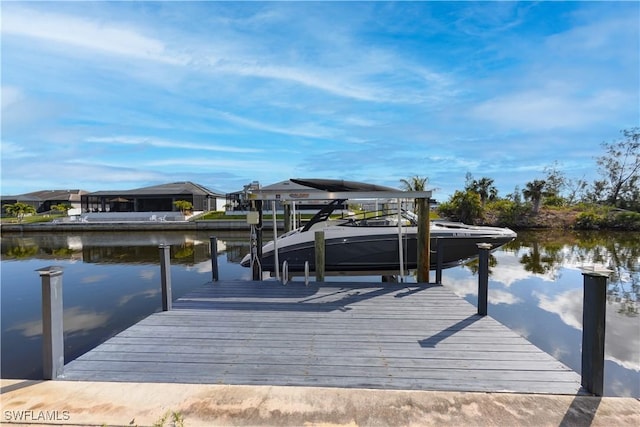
[1,229,638,397]
[443,229,639,397]
[1,230,253,379]
[8,307,111,338]
[506,230,639,310]
[0,231,251,265]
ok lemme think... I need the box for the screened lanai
[81,182,224,213]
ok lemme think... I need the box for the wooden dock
[61,281,582,394]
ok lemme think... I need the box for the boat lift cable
[249,224,262,275]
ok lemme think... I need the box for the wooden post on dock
[36,266,64,380]
[477,243,491,316]
[159,245,172,311]
[580,267,611,396]
[210,236,219,282]
[417,198,430,283]
[315,230,325,282]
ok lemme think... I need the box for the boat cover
[290,178,399,193]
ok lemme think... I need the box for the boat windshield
[339,209,418,227]
[301,201,418,231]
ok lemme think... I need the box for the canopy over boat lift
[244,178,434,282]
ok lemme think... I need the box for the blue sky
[1,1,638,200]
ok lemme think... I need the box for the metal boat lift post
[248,200,263,281]
[248,185,433,282]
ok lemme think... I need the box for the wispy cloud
[472,84,632,131]
[86,136,263,154]
[8,307,110,337]
[212,110,339,140]
[2,6,454,105]
[0,141,35,160]
[1,86,22,110]
[2,7,185,65]
[534,288,640,371]
[1,2,637,196]
[146,157,298,177]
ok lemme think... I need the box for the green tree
[566,176,589,205]
[519,241,560,276]
[3,202,36,222]
[543,162,567,204]
[596,127,640,209]
[584,180,608,204]
[438,190,482,224]
[173,200,193,215]
[400,175,429,215]
[522,180,547,214]
[465,176,498,206]
[506,185,523,205]
[51,203,72,214]
[399,175,428,192]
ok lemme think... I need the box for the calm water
[1,229,638,397]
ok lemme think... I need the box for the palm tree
[173,200,193,216]
[3,202,36,222]
[467,177,498,206]
[399,175,428,192]
[522,180,547,214]
[400,176,429,215]
[52,203,72,215]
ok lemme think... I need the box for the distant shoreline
[0,220,257,233]
[2,206,638,232]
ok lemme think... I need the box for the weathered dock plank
[61,280,582,394]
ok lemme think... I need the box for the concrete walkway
[2,379,639,426]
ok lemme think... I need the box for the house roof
[87,181,224,197]
[2,190,88,202]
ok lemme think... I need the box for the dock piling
[36,266,64,380]
[159,245,172,311]
[416,198,431,283]
[477,243,491,316]
[581,267,611,396]
[210,236,219,282]
[315,230,325,282]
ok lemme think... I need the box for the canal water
[1,229,638,397]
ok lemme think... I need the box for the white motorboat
[241,199,516,273]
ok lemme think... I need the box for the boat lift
[245,179,433,283]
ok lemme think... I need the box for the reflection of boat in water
[241,200,517,273]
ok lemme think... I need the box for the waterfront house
[1,189,88,216]
[81,181,225,215]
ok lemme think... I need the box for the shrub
[437,190,482,223]
[610,211,640,230]
[488,199,529,227]
[574,211,604,229]
[543,195,566,207]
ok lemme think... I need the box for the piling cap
[580,265,613,277]
[35,266,64,276]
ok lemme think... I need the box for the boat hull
[247,231,514,272]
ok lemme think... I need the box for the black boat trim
[301,199,346,232]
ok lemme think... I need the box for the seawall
[0,220,285,233]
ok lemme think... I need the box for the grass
[1,213,65,224]
[199,211,319,221]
